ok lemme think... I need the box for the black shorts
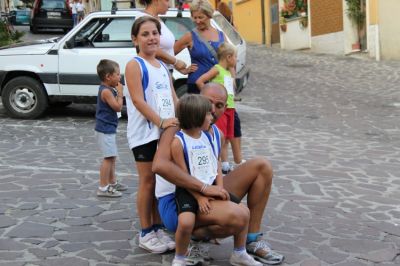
[187,83,200,94]
[175,186,241,214]
[234,110,242,138]
[131,139,158,162]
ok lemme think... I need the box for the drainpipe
[261,0,266,44]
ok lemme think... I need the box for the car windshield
[40,0,66,9]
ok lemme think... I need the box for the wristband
[159,118,164,129]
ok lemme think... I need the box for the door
[58,16,136,96]
[270,0,280,44]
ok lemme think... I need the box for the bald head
[200,83,227,122]
[201,83,227,100]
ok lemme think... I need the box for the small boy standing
[95,59,127,197]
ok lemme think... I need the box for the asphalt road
[1,35,400,265]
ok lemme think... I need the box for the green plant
[0,20,24,47]
[280,0,308,19]
[345,0,365,45]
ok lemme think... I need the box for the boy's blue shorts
[158,193,178,232]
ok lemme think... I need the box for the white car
[0,8,250,119]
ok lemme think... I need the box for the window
[162,17,194,40]
[101,17,135,42]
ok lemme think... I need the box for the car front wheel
[2,77,48,119]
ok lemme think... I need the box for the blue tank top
[95,85,118,134]
[187,30,224,85]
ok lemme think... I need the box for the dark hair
[131,16,161,37]
[176,94,212,130]
[96,59,119,81]
[138,0,152,6]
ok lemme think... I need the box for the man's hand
[202,185,230,201]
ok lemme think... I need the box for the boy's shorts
[175,187,198,214]
[158,189,241,233]
[131,139,158,162]
[234,110,242,138]
[215,108,235,139]
[96,131,118,158]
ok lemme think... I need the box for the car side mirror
[102,34,110,42]
[64,38,75,49]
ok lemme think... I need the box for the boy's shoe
[172,258,186,266]
[185,243,205,265]
[246,238,284,265]
[230,251,263,266]
[96,186,122,197]
[156,228,176,250]
[110,181,128,191]
[139,231,168,254]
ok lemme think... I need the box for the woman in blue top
[174,0,226,94]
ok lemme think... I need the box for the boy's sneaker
[185,243,205,265]
[246,238,284,265]
[110,181,128,191]
[172,258,186,266]
[230,251,263,266]
[96,186,122,197]
[139,231,168,254]
[156,228,176,250]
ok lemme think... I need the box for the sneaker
[246,238,284,265]
[96,186,122,198]
[222,164,234,175]
[185,243,205,265]
[172,258,186,266]
[230,251,263,266]
[156,228,176,250]
[110,181,128,191]
[139,231,168,254]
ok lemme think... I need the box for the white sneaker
[156,228,176,250]
[185,243,205,265]
[172,258,186,266]
[139,231,168,254]
[230,251,263,266]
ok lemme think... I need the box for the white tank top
[155,127,221,198]
[135,12,175,69]
[176,130,218,184]
[125,57,174,149]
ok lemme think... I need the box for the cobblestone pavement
[1,45,400,266]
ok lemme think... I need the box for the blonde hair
[190,0,214,18]
[217,42,236,61]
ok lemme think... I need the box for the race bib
[224,76,234,96]
[154,90,174,119]
[190,148,214,182]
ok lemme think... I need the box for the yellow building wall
[368,0,378,25]
[233,0,263,44]
[378,0,400,60]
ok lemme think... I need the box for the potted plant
[280,16,287,32]
[345,0,365,51]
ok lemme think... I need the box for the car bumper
[235,65,250,94]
